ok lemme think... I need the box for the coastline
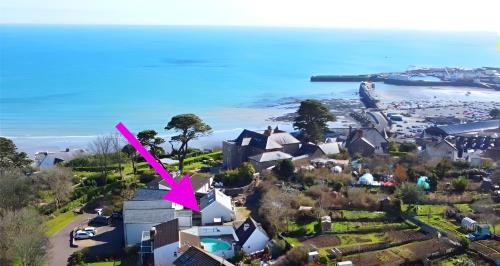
[9,83,499,157]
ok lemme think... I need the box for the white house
[234,217,270,254]
[34,148,88,169]
[124,189,193,246]
[424,139,458,161]
[159,174,213,195]
[152,219,180,266]
[123,200,176,246]
[200,189,235,225]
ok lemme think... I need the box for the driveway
[47,213,123,266]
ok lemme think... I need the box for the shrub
[298,172,315,186]
[271,239,288,258]
[452,160,470,170]
[68,248,89,266]
[139,174,155,184]
[273,159,295,181]
[452,176,468,193]
[214,163,254,187]
[286,246,309,266]
[399,182,426,205]
[399,142,417,152]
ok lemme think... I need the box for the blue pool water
[200,238,232,252]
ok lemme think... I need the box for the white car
[95,208,103,215]
[74,230,94,240]
[82,227,97,235]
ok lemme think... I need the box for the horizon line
[1,22,498,34]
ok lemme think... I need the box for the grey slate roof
[159,174,211,191]
[123,208,175,224]
[235,217,268,246]
[232,128,299,151]
[317,142,340,155]
[131,188,168,201]
[173,246,234,266]
[248,151,292,162]
[123,200,172,210]
[426,119,500,136]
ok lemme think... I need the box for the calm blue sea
[1,25,499,152]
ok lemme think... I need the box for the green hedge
[389,151,409,157]
[181,151,222,165]
[72,166,124,172]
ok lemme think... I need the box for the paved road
[48,214,123,266]
[368,110,390,133]
[48,213,92,266]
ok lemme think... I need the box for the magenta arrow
[115,122,199,212]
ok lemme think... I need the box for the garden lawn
[288,220,318,235]
[86,259,136,266]
[331,221,412,233]
[403,204,448,215]
[334,210,387,219]
[416,215,464,237]
[44,211,80,236]
[454,203,473,214]
[283,237,302,247]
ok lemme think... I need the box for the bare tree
[110,133,124,179]
[90,135,113,177]
[0,208,48,266]
[259,188,296,236]
[38,167,73,210]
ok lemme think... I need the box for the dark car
[89,215,111,226]
[111,211,122,220]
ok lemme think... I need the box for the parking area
[48,214,123,266]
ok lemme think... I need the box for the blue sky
[1,0,499,33]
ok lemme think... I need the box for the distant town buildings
[223,126,300,170]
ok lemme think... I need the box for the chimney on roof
[150,226,157,240]
[65,148,70,152]
[358,129,363,138]
[274,125,279,133]
[264,126,273,136]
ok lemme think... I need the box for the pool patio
[180,225,239,258]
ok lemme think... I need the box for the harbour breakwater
[359,81,379,109]
[310,74,497,89]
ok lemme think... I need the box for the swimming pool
[200,238,232,252]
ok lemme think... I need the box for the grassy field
[331,221,413,233]
[86,258,136,266]
[454,203,472,214]
[416,215,464,237]
[283,236,302,247]
[288,220,319,235]
[333,210,387,219]
[402,204,448,215]
[44,211,80,236]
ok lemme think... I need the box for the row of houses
[123,181,270,266]
[222,122,498,173]
[223,126,390,171]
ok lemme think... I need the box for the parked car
[74,230,94,240]
[89,215,111,226]
[111,211,122,220]
[95,208,103,215]
[82,227,97,235]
